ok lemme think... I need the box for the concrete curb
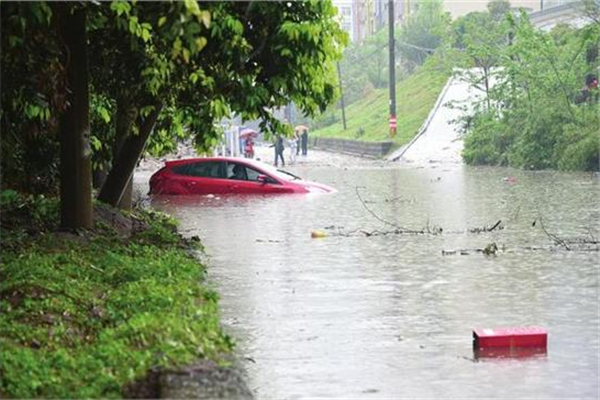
[312,137,394,158]
[387,75,455,162]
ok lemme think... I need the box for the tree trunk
[98,104,162,207]
[92,168,107,190]
[483,66,491,111]
[113,97,138,210]
[118,177,133,210]
[56,4,93,229]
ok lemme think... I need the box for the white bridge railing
[529,1,589,30]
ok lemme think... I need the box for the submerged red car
[149,157,335,195]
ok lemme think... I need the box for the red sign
[389,116,397,128]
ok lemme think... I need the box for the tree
[1,2,62,194]
[487,0,511,22]
[458,11,509,110]
[54,3,93,229]
[398,0,451,69]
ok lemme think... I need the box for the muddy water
[137,153,598,399]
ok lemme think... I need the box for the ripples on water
[137,161,599,399]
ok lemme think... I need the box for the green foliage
[0,3,65,194]
[462,112,513,166]
[337,28,390,107]
[132,209,181,246]
[487,0,511,22]
[458,11,599,171]
[0,191,60,250]
[90,93,117,173]
[399,0,451,69]
[0,199,233,398]
[555,111,600,171]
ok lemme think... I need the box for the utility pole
[337,62,347,130]
[388,0,397,137]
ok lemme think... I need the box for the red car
[149,157,335,195]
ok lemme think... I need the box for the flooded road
[136,149,598,399]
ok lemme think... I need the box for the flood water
[137,150,599,399]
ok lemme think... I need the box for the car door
[176,161,228,194]
[226,162,292,194]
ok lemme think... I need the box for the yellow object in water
[311,230,327,238]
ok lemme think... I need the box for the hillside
[311,57,451,146]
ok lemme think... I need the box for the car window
[227,163,248,180]
[227,163,278,183]
[245,166,262,181]
[171,164,192,176]
[247,160,300,182]
[172,161,224,178]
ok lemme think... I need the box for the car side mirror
[257,175,268,185]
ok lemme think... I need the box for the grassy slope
[312,57,451,146]
[0,195,233,399]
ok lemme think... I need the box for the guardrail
[529,1,585,29]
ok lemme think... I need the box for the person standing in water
[301,128,308,156]
[288,134,298,164]
[271,134,285,167]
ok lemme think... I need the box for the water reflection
[140,161,599,399]
[473,347,548,361]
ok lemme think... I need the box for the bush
[462,113,512,166]
[556,112,600,171]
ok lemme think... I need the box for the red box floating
[473,327,547,349]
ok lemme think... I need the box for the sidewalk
[251,143,387,170]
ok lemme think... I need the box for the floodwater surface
[136,151,599,399]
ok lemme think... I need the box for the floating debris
[310,231,327,239]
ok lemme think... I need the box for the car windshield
[249,160,301,181]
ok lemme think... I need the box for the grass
[311,55,451,146]
[0,192,233,398]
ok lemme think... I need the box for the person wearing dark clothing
[301,129,308,156]
[271,135,285,167]
[230,164,247,180]
[295,130,301,155]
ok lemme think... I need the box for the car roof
[165,157,267,170]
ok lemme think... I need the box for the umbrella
[294,124,308,132]
[240,128,258,139]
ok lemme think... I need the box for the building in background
[333,0,582,43]
[333,1,355,41]
[442,0,580,19]
[333,0,407,43]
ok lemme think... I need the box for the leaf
[99,108,111,123]
[140,105,155,118]
[200,11,211,29]
[128,16,138,34]
[195,36,207,52]
[171,37,182,58]
[158,16,167,28]
[184,0,201,16]
[141,28,151,43]
[111,1,131,17]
